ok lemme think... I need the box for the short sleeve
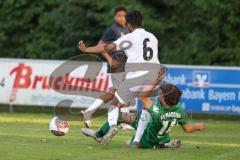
[101,28,116,42]
[178,108,189,126]
[147,104,160,119]
[113,35,129,50]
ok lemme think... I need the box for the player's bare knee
[112,98,124,108]
[100,90,115,103]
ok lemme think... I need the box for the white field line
[184,140,240,147]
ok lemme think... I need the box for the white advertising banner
[1,58,239,115]
[0,58,112,108]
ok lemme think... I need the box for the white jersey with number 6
[113,28,160,64]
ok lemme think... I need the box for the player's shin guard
[107,105,119,126]
[133,109,150,142]
[100,105,119,145]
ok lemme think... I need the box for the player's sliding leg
[131,109,151,147]
[81,88,115,128]
[100,104,120,145]
[107,104,119,128]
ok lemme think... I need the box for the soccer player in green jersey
[81,83,205,149]
[133,83,205,148]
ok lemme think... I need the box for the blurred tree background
[0,0,240,65]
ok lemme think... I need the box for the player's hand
[110,59,120,68]
[130,141,140,149]
[78,40,87,52]
[195,123,205,131]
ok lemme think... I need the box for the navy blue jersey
[101,22,129,43]
[101,23,129,73]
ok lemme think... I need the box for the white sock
[133,109,150,142]
[120,107,130,113]
[85,99,103,112]
[108,105,119,126]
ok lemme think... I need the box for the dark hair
[161,84,182,106]
[114,6,127,15]
[126,10,143,27]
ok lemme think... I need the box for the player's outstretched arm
[98,40,113,61]
[181,123,205,133]
[97,40,119,68]
[78,40,116,54]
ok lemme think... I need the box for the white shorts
[114,64,161,104]
[108,72,125,89]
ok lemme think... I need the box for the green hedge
[0,0,240,65]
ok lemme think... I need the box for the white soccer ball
[49,117,70,136]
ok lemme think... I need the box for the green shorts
[132,133,171,149]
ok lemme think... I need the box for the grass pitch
[0,112,239,160]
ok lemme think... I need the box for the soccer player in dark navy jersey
[99,6,129,73]
[80,6,130,128]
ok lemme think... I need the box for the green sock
[95,112,123,138]
[95,122,110,138]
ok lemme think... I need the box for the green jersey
[144,103,189,145]
[95,102,189,149]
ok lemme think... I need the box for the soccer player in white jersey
[79,10,162,144]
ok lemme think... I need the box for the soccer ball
[49,117,70,136]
